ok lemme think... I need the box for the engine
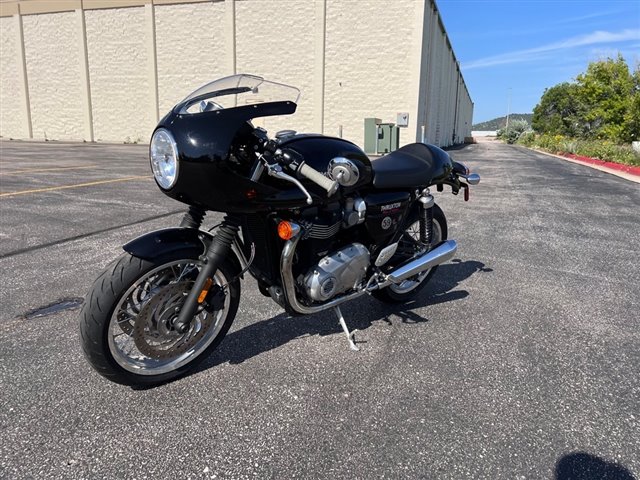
[303,243,370,302]
[294,193,405,303]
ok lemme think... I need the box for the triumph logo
[381,202,401,211]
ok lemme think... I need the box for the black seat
[371,143,452,189]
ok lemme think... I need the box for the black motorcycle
[79,75,480,386]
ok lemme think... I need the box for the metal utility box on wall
[364,118,400,155]
[389,124,400,152]
[397,112,409,127]
[377,123,399,154]
[364,118,381,154]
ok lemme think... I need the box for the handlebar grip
[298,163,339,196]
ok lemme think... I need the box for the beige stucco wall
[23,11,83,140]
[85,7,152,142]
[324,0,419,147]
[0,16,23,139]
[0,0,473,147]
[236,0,316,136]
[155,1,227,117]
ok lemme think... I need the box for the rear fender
[123,227,243,278]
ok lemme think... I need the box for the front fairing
[160,101,296,164]
[157,101,297,211]
[153,75,299,211]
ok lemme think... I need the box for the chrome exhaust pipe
[378,240,457,289]
[281,231,368,314]
[280,226,457,313]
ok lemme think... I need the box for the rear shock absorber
[173,214,241,333]
[419,189,434,250]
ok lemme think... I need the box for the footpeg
[333,306,359,351]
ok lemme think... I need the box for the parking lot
[1,139,638,479]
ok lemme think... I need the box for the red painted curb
[560,152,640,177]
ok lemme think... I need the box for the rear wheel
[79,249,240,386]
[373,204,447,303]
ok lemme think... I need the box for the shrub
[560,139,579,154]
[518,131,536,147]
[577,141,639,166]
[517,133,640,166]
[498,119,531,144]
[536,134,564,153]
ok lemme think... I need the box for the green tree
[532,83,583,136]
[532,55,639,143]
[622,66,640,141]
[576,54,635,142]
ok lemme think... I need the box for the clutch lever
[266,163,314,205]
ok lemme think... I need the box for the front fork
[173,212,240,333]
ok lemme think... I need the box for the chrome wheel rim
[389,219,442,294]
[107,259,229,375]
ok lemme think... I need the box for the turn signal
[277,221,294,240]
[197,278,214,304]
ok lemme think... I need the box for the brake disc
[133,282,214,360]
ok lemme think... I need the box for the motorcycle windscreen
[162,74,299,164]
[174,74,300,115]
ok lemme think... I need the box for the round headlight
[150,128,179,190]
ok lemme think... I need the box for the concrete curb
[527,147,640,184]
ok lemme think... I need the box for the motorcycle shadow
[554,452,636,480]
[195,259,492,373]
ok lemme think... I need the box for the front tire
[373,204,448,304]
[79,249,240,386]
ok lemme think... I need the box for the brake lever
[266,163,314,205]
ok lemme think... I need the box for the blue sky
[437,0,640,124]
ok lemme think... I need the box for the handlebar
[272,146,339,197]
[253,131,340,198]
[297,162,339,196]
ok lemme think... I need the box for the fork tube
[180,206,206,229]
[173,215,240,333]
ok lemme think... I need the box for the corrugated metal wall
[416,1,472,147]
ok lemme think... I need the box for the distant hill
[472,114,532,131]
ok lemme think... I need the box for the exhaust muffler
[376,240,457,289]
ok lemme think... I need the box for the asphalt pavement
[1,139,638,479]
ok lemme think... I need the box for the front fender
[123,227,243,278]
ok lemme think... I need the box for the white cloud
[462,29,640,70]
[553,8,635,25]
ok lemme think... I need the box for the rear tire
[79,250,240,386]
[372,204,447,304]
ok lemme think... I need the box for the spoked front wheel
[79,250,240,386]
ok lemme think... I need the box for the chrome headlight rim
[150,128,179,190]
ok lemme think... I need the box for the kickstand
[333,306,360,351]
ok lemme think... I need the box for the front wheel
[79,249,240,386]
[372,204,448,304]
